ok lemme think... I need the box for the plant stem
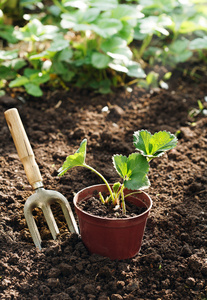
[115,184,126,213]
[99,192,105,204]
[124,191,142,198]
[120,185,126,214]
[139,34,153,59]
[84,164,114,202]
[52,0,68,13]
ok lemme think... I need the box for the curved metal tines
[24,188,79,250]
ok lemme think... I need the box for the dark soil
[77,196,147,218]
[0,65,207,300]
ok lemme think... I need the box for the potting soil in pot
[77,196,147,218]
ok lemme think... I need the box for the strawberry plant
[0,0,207,96]
[135,0,207,68]
[58,130,177,214]
[40,0,146,93]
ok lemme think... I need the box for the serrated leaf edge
[58,139,87,176]
[133,129,178,157]
[112,154,128,178]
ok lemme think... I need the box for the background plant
[0,0,207,97]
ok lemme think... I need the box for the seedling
[189,100,207,118]
[58,130,177,214]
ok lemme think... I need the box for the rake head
[24,188,79,249]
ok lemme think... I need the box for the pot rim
[73,184,153,221]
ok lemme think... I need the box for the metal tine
[41,204,60,240]
[24,201,42,249]
[48,190,79,234]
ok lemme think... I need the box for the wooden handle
[4,108,43,189]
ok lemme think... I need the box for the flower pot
[73,184,152,260]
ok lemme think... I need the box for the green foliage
[58,139,87,176]
[58,130,177,214]
[189,99,207,118]
[0,0,206,96]
[0,24,18,43]
[9,68,50,96]
[113,153,150,190]
[133,130,178,159]
[13,18,60,43]
[57,0,146,89]
[189,36,207,50]
[0,50,25,82]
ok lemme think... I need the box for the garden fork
[4,108,79,250]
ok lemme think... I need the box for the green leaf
[189,37,207,50]
[63,0,88,9]
[73,24,92,31]
[24,83,43,97]
[89,79,112,94]
[133,130,177,158]
[58,139,87,176]
[113,153,150,190]
[113,182,121,193]
[58,48,73,62]
[9,76,29,88]
[48,39,70,52]
[83,8,100,23]
[113,155,128,178]
[61,71,75,82]
[0,25,18,43]
[170,39,189,53]
[60,11,82,29]
[101,37,131,63]
[101,37,127,53]
[22,68,50,85]
[133,26,147,41]
[23,68,39,78]
[6,58,27,71]
[146,71,159,88]
[0,90,6,97]
[107,46,132,61]
[139,15,171,36]
[115,21,134,43]
[30,73,50,85]
[127,61,146,78]
[48,4,61,16]
[93,18,123,38]
[167,39,193,64]
[0,66,16,80]
[52,61,67,75]
[14,19,59,42]
[98,81,112,94]
[91,52,111,69]
[90,0,118,11]
[197,100,204,111]
[111,4,138,26]
[30,51,55,61]
[0,50,18,60]
[108,62,128,73]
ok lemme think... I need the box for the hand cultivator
[4,108,79,250]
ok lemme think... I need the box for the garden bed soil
[0,65,207,300]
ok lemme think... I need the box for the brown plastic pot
[73,184,152,260]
